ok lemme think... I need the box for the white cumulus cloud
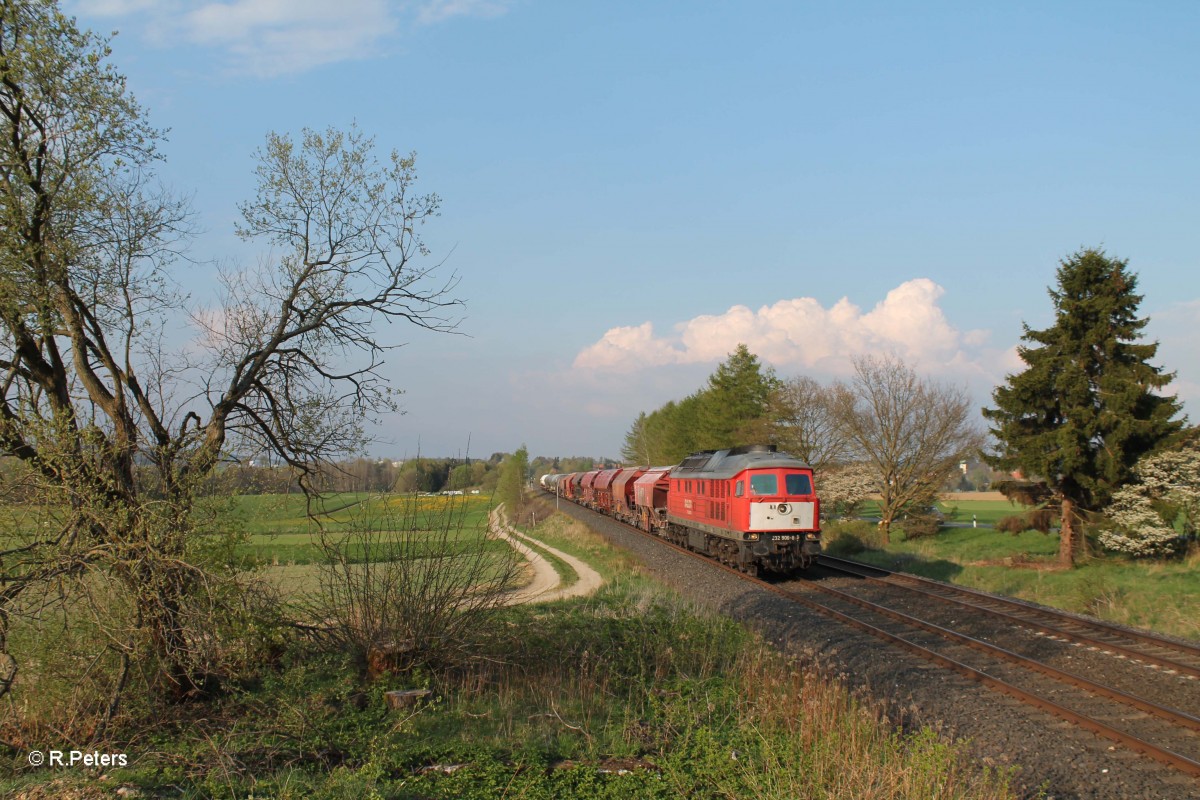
[574,278,987,378]
[74,0,160,13]
[415,0,515,25]
[71,0,514,77]
[1145,298,1200,415]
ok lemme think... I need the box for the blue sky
[69,0,1200,459]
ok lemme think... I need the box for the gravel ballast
[549,498,1199,800]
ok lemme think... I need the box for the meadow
[3,498,1016,800]
[229,492,511,596]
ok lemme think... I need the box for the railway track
[555,497,1200,782]
[790,557,1200,779]
[817,554,1200,681]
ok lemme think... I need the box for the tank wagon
[541,445,820,575]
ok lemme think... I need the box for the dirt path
[489,506,604,605]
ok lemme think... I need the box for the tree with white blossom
[818,462,877,520]
[1100,435,1199,557]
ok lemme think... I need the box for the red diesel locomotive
[542,444,820,575]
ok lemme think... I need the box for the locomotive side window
[785,474,813,495]
[750,474,777,495]
[735,480,744,497]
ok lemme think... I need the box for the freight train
[540,444,820,575]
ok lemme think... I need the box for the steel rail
[787,571,1200,733]
[817,554,1200,679]
[819,554,1200,661]
[776,579,1200,779]
[547,493,1200,779]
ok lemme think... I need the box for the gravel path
[546,497,1200,800]
[490,505,604,604]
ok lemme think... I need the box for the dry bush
[899,513,941,540]
[1028,508,1057,532]
[997,508,1057,535]
[995,515,1028,534]
[299,495,522,678]
[823,520,880,556]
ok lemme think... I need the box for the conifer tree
[697,344,778,448]
[983,248,1185,565]
[621,412,654,465]
[621,345,779,465]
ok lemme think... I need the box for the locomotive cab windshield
[748,472,813,496]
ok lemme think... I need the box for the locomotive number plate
[770,535,802,541]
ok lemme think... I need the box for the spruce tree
[697,344,778,448]
[982,248,1185,565]
[621,412,654,465]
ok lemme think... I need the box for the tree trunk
[878,516,892,546]
[148,585,203,702]
[1058,496,1076,566]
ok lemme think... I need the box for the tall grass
[391,575,1014,800]
[3,507,1016,799]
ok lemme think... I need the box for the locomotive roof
[668,444,811,479]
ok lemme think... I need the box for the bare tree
[760,375,847,471]
[830,355,982,543]
[0,2,459,730]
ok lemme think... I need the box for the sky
[67,0,1200,460]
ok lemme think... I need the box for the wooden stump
[385,689,433,711]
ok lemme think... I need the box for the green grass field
[232,492,497,564]
[229,492,507,598]
[857,496,1023,526]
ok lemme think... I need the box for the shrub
[996,509,1057,535]
[824,534,866,556]
[1028,507,1057,533]
[995,515,1028,534]
[299,494,522,678]
[899,514,941,540]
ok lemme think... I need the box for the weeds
[3,508,1016,800]
[823,519,880,556]
[297,493,522,677]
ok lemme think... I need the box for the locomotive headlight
[805,533,820,540]
[745,532,760,541]
[777,503,790,514]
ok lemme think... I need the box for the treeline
[180,452,610,497]
[621,344,984,542]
